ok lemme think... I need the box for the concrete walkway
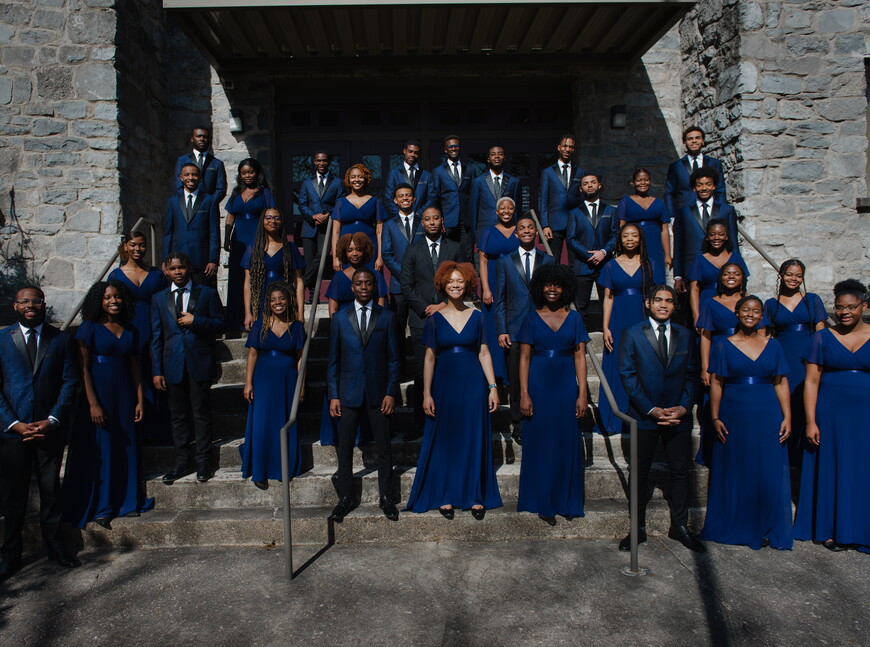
[1,538,865,646]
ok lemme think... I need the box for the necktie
[452,162,460,185]
[588,202,598,226]
[186,194,193,219]
[26,329,37,368]
[692,157,699,172]
[359,305,367,337]
[175,287,186,318]
[196,152,202,170]
[658,324,668,361]
[493,174,501,198]
[524,251,532,282]
[408,167,416,186]
[702,202,710,226]
[562,164,569,188]
[430,242,438,269]
[404,217,412,240]
[318,175,326,197]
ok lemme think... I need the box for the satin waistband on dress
[534,348,575,358]
[724,376,773,385]
[92,355,115,364]
[613,288,641,297]
[714,328,736,337]
[265,271,282,280]
[824,368,864,374]
[265,349,294,357]
[776,324,810,332]
[443,346,475,354]
[634,220,658,227]
[239,213,258,220]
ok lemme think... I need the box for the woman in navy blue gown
[330,163,387,272]
[616,168,670,284]
[241,281,306,489]
[517,264,589,520]
[702,295,793,549]
[242,207,304,328]
[686,219,748,327]
[406,261,502,518]
[597,223,653,434]
[763,259,827,462]
[224,159,276,331]
[794,279,870,553]
[320,232,387,447]
[477,196,520,385]
[107,231,168,443]
[63,281,153,528]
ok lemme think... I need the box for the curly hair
[248,208,300,318]
[700,218,734,254]
[615,223,653,301]
[529,263,575,310]
[434,261,477,298]
[715,262,748,297]
[230,158,269,199]
[81,280,135,323]
[343,163,372,190]
[260,280,299,340]
[336,232,374,265]
[833,278,869,302]
[769,259,808,338]
[117,230,147,264]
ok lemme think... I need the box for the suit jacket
[538,162,585,231]
[664,155,726,217]
[672,200,740,279]
[469,171,522,237]
[163,191,221,271]
[566,201,618,277]
[432,159,479,229]
[150,285,225,384]
[400,237,464,322]
[382,213,423,294]
[174,152,228,203]
[298,173,344,238]
[618,321,699,432]
[385,167,435,218]
[0,324,78,440]
[494,249,555,340]
[326,304,401,407]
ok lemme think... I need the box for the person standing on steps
[617,284,703,553]
[299,150,343,304]
[539,134,584,265]
[328,267,401,523]
[173,125,227,204]
[433,134,479,262]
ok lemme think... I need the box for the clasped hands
[649,406,687,427]
[12,419,54,442]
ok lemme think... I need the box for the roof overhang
[163,1,696,72]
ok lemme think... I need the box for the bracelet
[488,384,497,389]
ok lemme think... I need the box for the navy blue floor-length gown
[405,310,502,512]
[63,321,154,527]
[240,320,306,482]
[240,242,305,320]
[477,225,520,385]
[615,196,668,284]
[516,309,589,517]
[686,252,748,323]
[794,329,870,554]
[701,338,793,549]
[331,196,386,262]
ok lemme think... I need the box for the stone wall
[679,0,869,297]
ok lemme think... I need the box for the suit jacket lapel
[363,306,380,346]
[177,194,188,221]
[10,327,31,373]
[33,325,53,375]
[165,289,176,319]
[681,156,692,176]
[346,305,363,343]
[191,193,205,219]
[485,174,497,200]
[642,323,666,365]
[512,252,528,286]
[187,285,202,314]
[690,204,704,231]
[666,325,680,368]
[710,202,720,220]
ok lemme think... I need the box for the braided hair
[614,223,653,301]
[769,259,808,338]
[260,280,299,341]
[714,262,748,297]
[249,208,297,319]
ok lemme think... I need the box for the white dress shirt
[688,153,705,168]
[172,280,194,312]
[354,300,372,330]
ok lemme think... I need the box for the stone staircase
[31,305,708,550]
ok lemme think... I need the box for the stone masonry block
[0,77,11,104]
[32,9,65,30]
[73,63,116,100]
[54,235,88,258]
[72,119,119,138]
[2,46,35,67]
[66,208,101,232]
[827,154,864,179]
[759,74,802,95]
[36,66,73,100]
[739,2,764,30]
[54,101,87,119]
[68,10,116,45]
[32,117,66,136]
[780,160,823,181]
[41,257,75,289]
[817,9,855,32]
[815,98,866,122]
[778,101,814,120]
[43,188,78,205]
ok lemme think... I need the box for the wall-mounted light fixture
[610,105,627,129]
[230,108,244,134]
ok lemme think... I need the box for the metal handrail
[527,209,554,257]
[279,217,333,580]
[584,345,644,576]
[61,216,159,330]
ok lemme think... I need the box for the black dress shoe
[439,507,454,520]
[47,546,81,569]
[823,540,847,552]
[618,528,647,551]
[162,466,192,484]
[93,517,112,529]
[196,470,212,483]
[0,556,22,581]
[253,481,268,490]
[511,424,522,446]
[379,496,399,521]
[538,514,557,527]
[329,497,356,522]
[471,507,486,520]
[668,525,706,553]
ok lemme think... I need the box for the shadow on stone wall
[0,189,38,325]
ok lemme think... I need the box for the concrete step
[140,463,708,512]
[28,500,704,549]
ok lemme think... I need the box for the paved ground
[0,537,866,646]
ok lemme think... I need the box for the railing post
[737,223,779,273]
[279,218,333,581]
[527,208,554,257]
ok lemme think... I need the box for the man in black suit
[618,284,703,553]
[400,207,464,439]
[0,286,80,579]
[151,252,225,483]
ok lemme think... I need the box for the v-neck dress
[794,329,870,553]
[478,225,520,384]
[240,243,305,320]
[701,338,793,549]
[516,309,589,517]
[405,310,502,512]
[331,196,387,261]
[686,252,749,323]
[596,258,647,434]
[615,195,669,284]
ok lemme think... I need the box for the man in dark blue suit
[384,140,435,219]
[664,126,726,220]
[469,145,522,241]
[432,135,480,262]
[151,252,225,484]
[327,267,401,522]
[0,286,80,579]
[382,183,423,337]
[618,284,704,553]
[672,166,740,294]
[539,134,585,265]
[494,215,555,442]
[173,125,227,204]
[566,173,618,322]
[164,162,222,288]
[299,150,343,303]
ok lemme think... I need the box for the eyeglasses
[16,298,45,306]
[833,303,862,313]
[264,215,281,222]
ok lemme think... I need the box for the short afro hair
[434,261,478,298]
[529,263,576,310]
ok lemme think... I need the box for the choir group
[1,125,868,580]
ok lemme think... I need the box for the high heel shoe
[254,481,268,490]
[93,518,111,529]
[439,506,454,520]
[471,507,486,520]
